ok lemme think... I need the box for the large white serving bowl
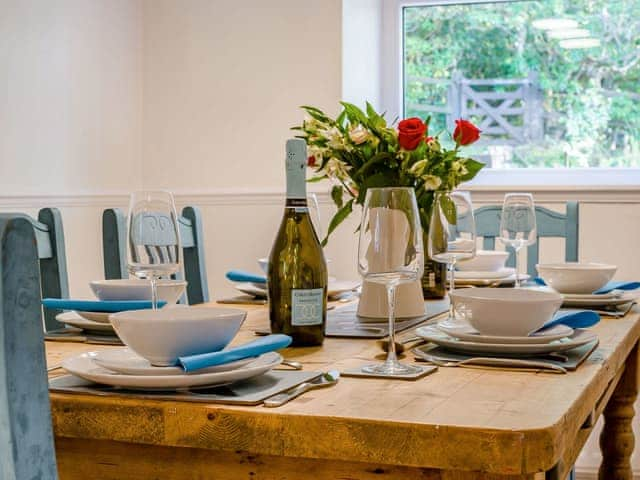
[456,250,509,272]
[110,307,246,366]
[449,288,563,337]
[536,262,617,294]
[90,279,187,304]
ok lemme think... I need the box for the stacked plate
[62,348,282,390]
[454,267,530,287]
[234,279,360,300]
[561,290,638,308]
[416,323,596,357]
[56,311,115,334]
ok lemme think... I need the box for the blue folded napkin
[539,309,600,331]
[225,270,267,284]
[179,334,292,372]
[534,278,640,295]
[41,298,166,312]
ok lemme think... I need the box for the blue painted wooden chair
[102,206,210,304]
[474,202,579,275]
[0,215,58,479]
[3,208,70,332]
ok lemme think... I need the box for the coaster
[341,364,437,380]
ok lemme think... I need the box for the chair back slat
[0,215,58,480]
[37,208,70,331]
[102,206,210,304]
[473,202,579,276]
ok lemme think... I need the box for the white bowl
[449,288,563,337]
[110,307,246,366]
[536,262,617,294]
[90,279,187,304]
[456,250,509,272]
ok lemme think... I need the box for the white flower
[323,127,345,150]
[326,157,351,179]
[426,137,441,152]
[409,159,428,176]
[452,160,468,176]
[421,175,442,191]
[348,124,370,145]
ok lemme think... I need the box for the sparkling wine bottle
[268,139,328,346]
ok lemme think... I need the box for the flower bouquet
[294,102,483,314]
[294,102,483,244]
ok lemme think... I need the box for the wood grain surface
[47,303,640,478]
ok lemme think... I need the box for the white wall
[141,0,342,192]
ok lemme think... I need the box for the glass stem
[514,247,521,288]
[385,283,398,366]
[448,261,456,319]
[150,276,159,310]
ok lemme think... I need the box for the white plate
[56,311,115,333]
[92,347,255,376]
[562,291,639,308]
[62,351,282,390]
[76,310,112,324]
[415,325,596,356]
[455,268,515,280]
[437,322,574,345]
[235,280,360,300]
[454,273,530,287]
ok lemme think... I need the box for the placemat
[341,364,438,380]
[49,370,321,406]
[326,299,449,338]
[412,339,599,373]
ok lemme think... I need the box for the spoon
[263,370,340,407]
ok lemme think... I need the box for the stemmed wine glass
[428,191,476,324]
[498,193,537,288]
[127,191,181,309]
[358,187,425,376]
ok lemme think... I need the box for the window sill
[463,168,640,203]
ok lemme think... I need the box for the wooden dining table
[46,301,640,480]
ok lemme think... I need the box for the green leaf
[339,101,368,125]
[322,199,354,246]
[331,185,344,208]
[439,193,457,225]
[459,158,485,182]
[353,152,393,180]
[307,175,328,183]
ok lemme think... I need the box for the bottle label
[291,288,323,326]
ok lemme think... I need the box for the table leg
[599,342,639,480]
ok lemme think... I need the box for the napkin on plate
[179,334,292,372]
[42,298,166,312]
[539,310,600,331]
[225,270,267,284]
[533,278,640,294]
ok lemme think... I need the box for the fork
[413,351,567,373]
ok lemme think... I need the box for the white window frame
[380,0,640,191]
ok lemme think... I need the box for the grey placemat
[326,299,450,338]
[49,370,321,406]
[412,339,600,373]
[341,364,438,380]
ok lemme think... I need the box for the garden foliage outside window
[403,0,640,168]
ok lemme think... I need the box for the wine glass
[127,191,181,309]
[498,193,537,288]
[357,187,425,376]
[428,191,476,324]
[307,193,325,243]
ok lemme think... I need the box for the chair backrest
[5,209,70,332]
[474,202,579,275]
[102,206,210,304]
[0,215,58,479]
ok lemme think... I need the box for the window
[402,0,640,169]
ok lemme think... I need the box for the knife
[263,370,340,407]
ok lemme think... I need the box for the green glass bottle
[268,139,328,346]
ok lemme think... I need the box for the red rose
[398,118,427,151]
[453,119,481,146]
[307,155,317,167]
[425,136,434,143]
